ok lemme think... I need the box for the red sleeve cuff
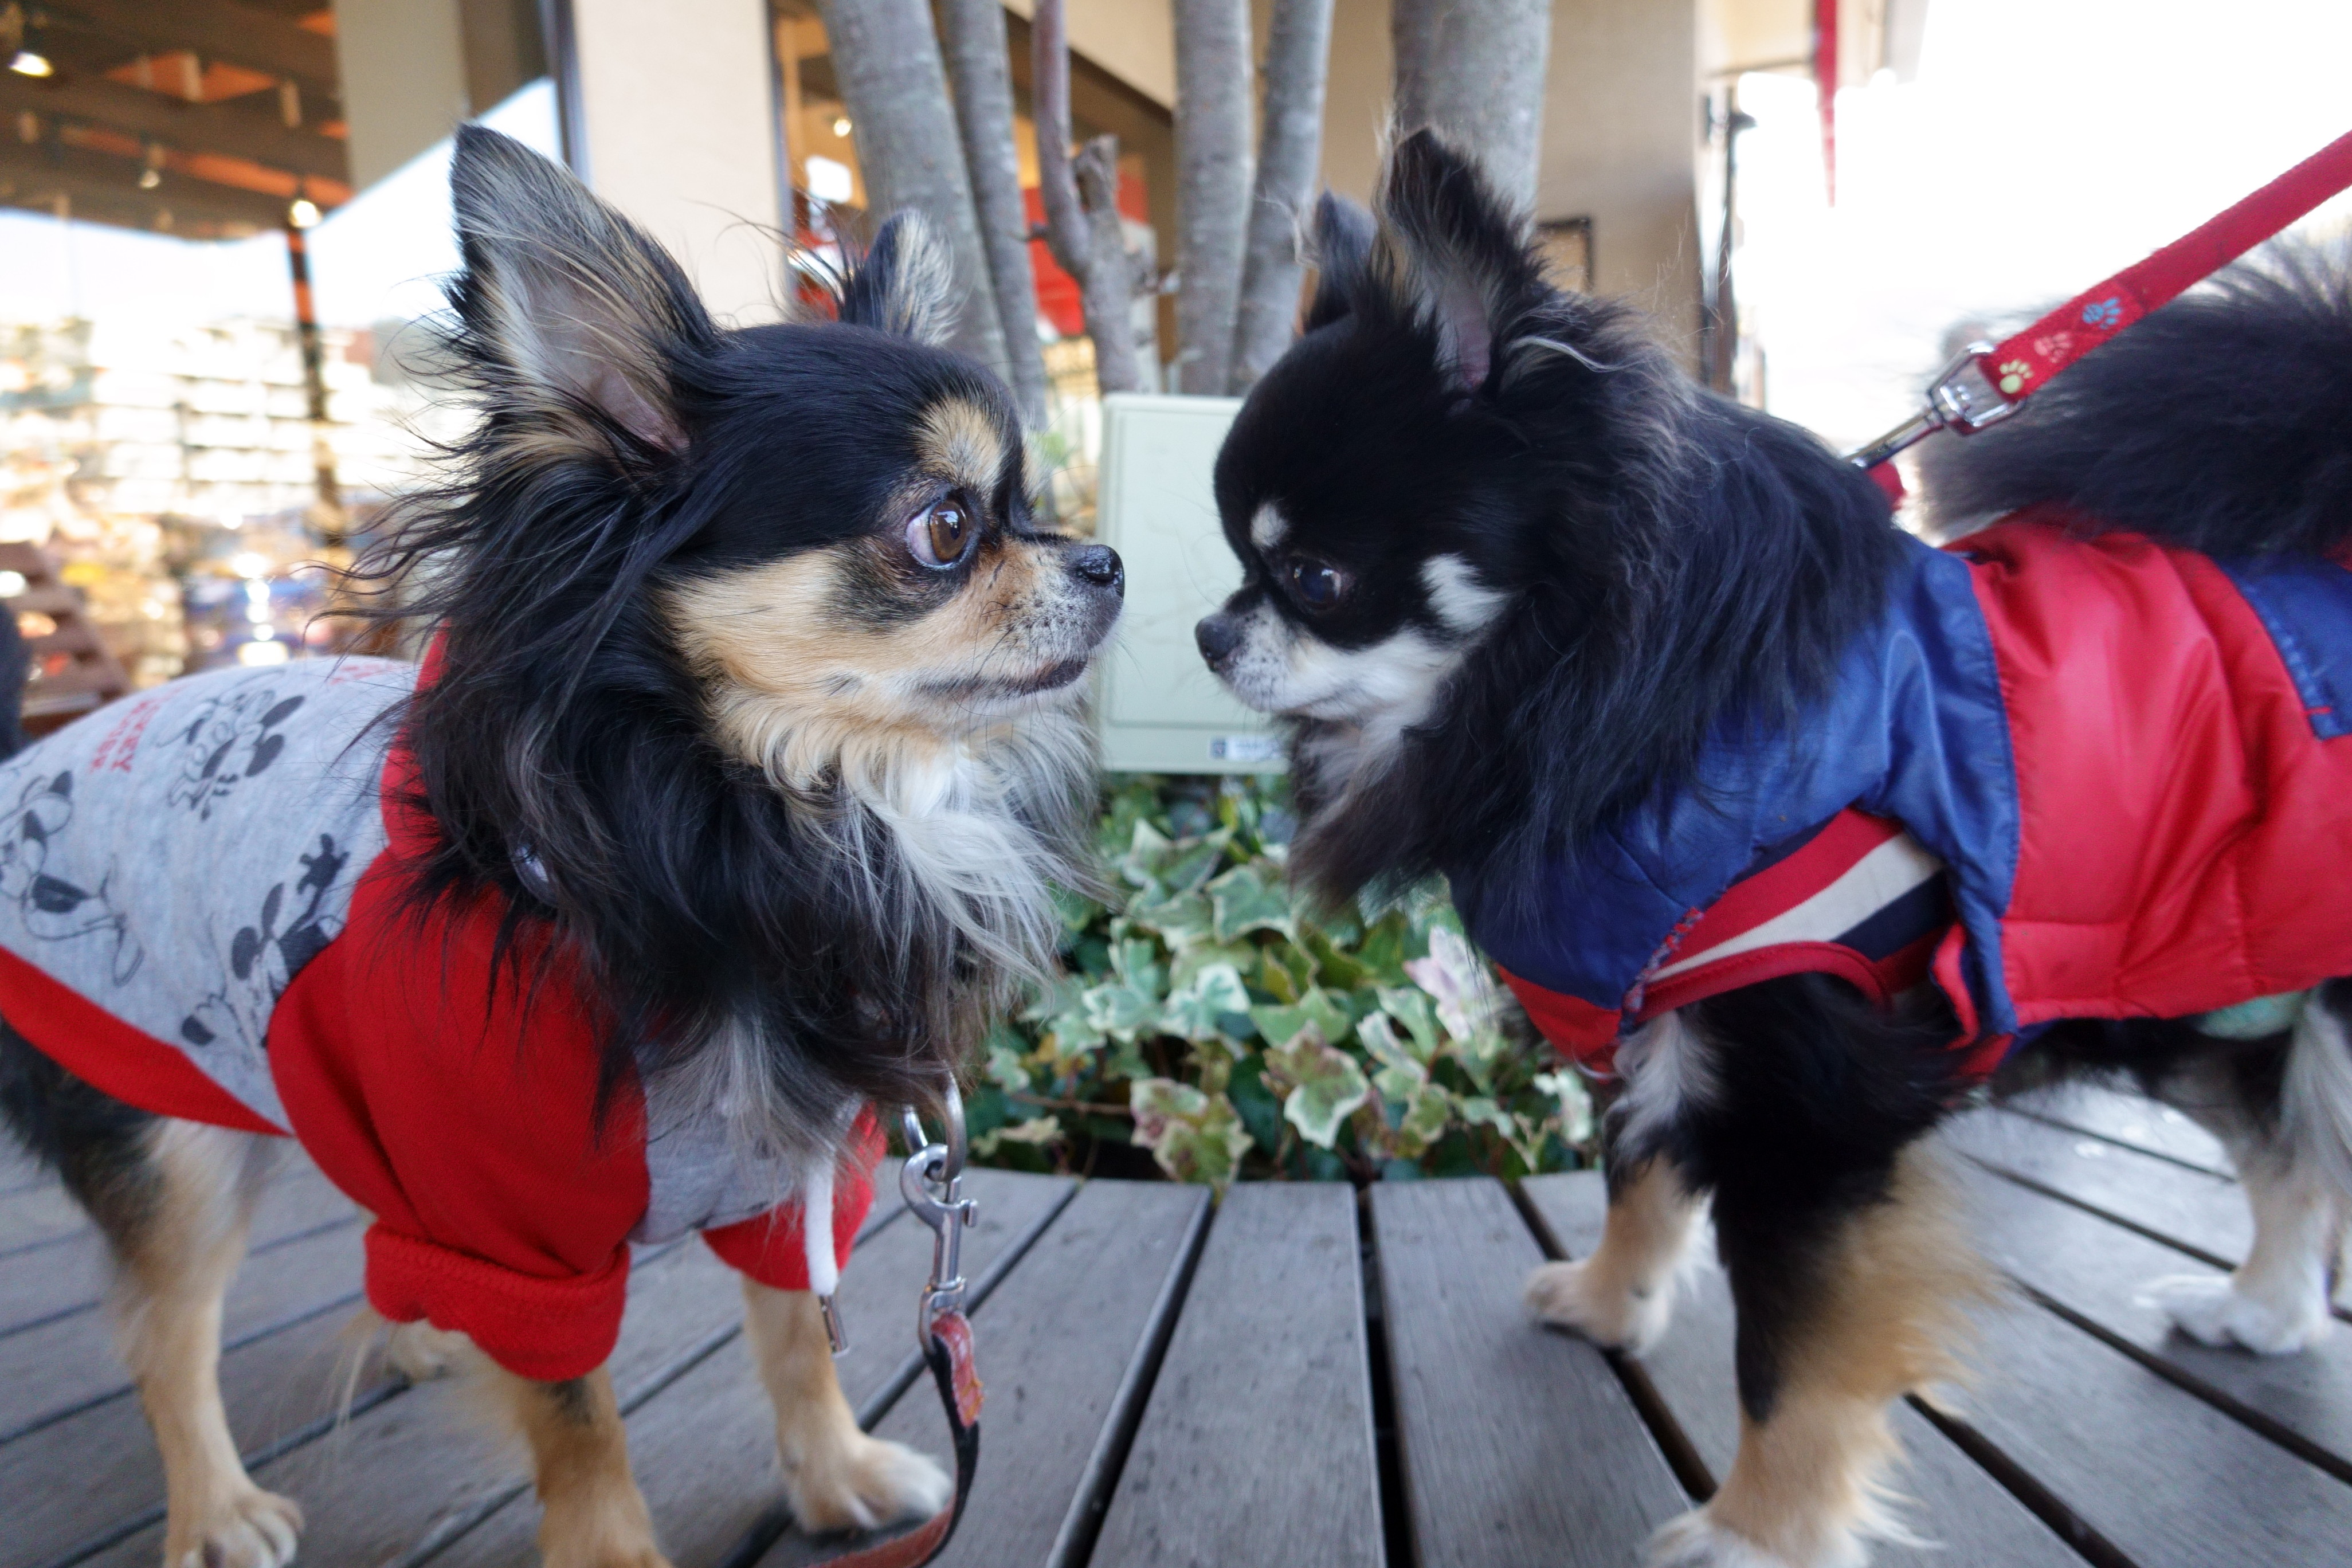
[363,1224,629,1383]
[1500,968,1624,1072]
[704,1114,885,1291]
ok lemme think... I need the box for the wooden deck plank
[1948,1110,2253,1263]
[0,1136,50,1195]
[1519,1171,2082,1568]
[0,1220,366,1446]
[759,1181,1212,1568]
[1934,1285,2352,1565]
[5,1310,395,1568]
[1956,1158,2352,1471]
[0,1181,87,1255]
[1952,1109,2352,1317]
[1090,1183,1383,1568]
[1370,1178,1685,1568]
[426,1169,1075,1568]
[0,1166,356,1339]
[79,1232,764,1568]
[2006,1084,2232,1177]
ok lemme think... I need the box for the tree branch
[938,0,1052,425]
[1390,0,1553,213]
[1173,0,1254,394]
[1228,0,1335,392]
[1030,0,1143,394]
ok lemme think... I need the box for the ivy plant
[970,774,1596,1189]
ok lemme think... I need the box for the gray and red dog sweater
[0,657,878,1381]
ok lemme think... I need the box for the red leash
[1851,126,2352,488]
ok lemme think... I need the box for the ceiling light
[832,115,851,138]
[287,197,320,228]
[8,51,52,78]
[138,168,160,189]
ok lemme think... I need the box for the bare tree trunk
[1391,0,1553,214]
[816,0,1009,377]
[937,0,1052,425]
[1227,0,1334,392]
[1172,0,1253,394]
[1033,0,1143,394]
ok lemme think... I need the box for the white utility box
[1092,393,1284,774]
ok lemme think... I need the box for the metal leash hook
[899,1079,978,1347]
[1846,340,2021,472]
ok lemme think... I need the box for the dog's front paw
[2147,1272,2327,1354]
[1647,1507,1854,1568]
[164,1482,303,1568]
[1524,1258,1673,1353]
[783,1433,952,1534]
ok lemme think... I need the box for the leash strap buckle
[1847,341,2017,472]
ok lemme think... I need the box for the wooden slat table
[6,1086,2352,1568]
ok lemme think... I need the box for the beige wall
[332,0,472,190]
[571,0,786,326]
[1002,0,1177,108]
[1319,1,1702,359]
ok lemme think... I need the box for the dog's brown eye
[1287,558,1347,609]
[907,499,974,569]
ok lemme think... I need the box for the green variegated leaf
[1389,1081,1453,1157]
[1264,1030,1371,1149]
[1452,1029,1507,1095]
[1170,940,1259,991]
[1130,1077,1253,1190]
[1120,820,1177,890]
[1357,1012,1428,1100]
[1127,888,1213,947]
[1050,884,1106,934]
[1377,987,1443,1059]
[1457,1095,1513,1139]
[1249,986,1355,1052]
[1158,830,1233,893]
[1111,938,1165,999]
[1532,1069,1595,1146]
[1159,961,1252,1045]
[1208,864,1295,941]
[985,1041,1032,1093]
[973,1115,1063,1158]
[1083,982,1157,1037]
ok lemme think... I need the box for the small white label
[1209,733,1283,763]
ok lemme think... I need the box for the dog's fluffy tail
[1921,241,2352,556]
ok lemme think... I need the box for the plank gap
[1355,1186,1420,1568]
[30,1377,410,1568]
[2013,1280,2352,1487]
[1900,1394,2138,1568]
[2002,1106,2232,1180]
[0,1213,365,1349]
[705,1179,1084,1568]
[1506,1176,1716,1503]
[1045,1187,1214,1568]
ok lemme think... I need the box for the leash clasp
[899,1080,978,1344]
[1847,341,2020,472]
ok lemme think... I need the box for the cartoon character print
[0,769,143,985]
[166,685,307,820]
[179,834,349,1052]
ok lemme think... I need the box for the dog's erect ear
[1302,193,1376,334]
[1373,130,1546,393]
[838,211,959,347]
[446,125,713,456]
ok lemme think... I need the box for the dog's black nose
[1195,613,1240,663]
[1072,544,1124,597]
